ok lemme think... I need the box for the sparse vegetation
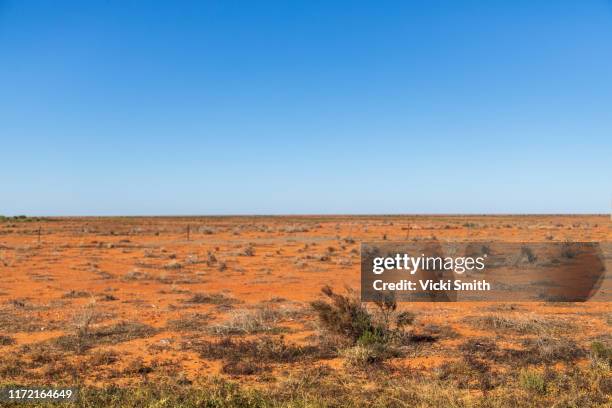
[2,362,610,407]
[0,216,609,406]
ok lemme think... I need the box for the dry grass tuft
[465,313,572,335]
[209,306,287,335]
[0,334,15,346]
[184,292,240,306]
[54,320,158,353]
[166,312,213,331]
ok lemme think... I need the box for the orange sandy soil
[0,215,610,386]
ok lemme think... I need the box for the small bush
[590,341,612,369]
[519,369,546,394]
[519,335,584,364]
[342,341,402,368]
[311,287,415,367]
[185,335,324,377]
[310,286,377,343]
[0,335,15,346]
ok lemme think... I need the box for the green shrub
[590,341,612,369]
[357,329,386,346]
[311,286,415,368]
[519,369,546,394]
[310,286,376,343]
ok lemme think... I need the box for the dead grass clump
[87,349,119,366]
[0,334,15,345]
[164,260,182,270]
[166,313,212,331]
[0,307,62,332]
[194,336,318,363]
[436,358,497,391]
[415,323,458,341]
[283,225,310,233]
[62,290,91,299]
[303,332,348,358]
[99,294,119,301]
[459,337,498,355]
[94,270,114,280]
[143,248,157,258]
[222,360,270,376]
[518,245,537,263]
[465,313,570,335]
[517,335,584,364]
[54,321,158,353]
[199,226,216,235]
[122,357,154,376]
[206,251,217,266]
[0,354,21,378]
[560,241,579,259]
[19,342,67,369]
[340,342,401,368]
[240,244,255,256]
[459,334,585,366]
[484,303,523,312]
[91,321,158,344]
[123,270,152,281]
[8,298,32,309]
[209,306,286,335]
[184,292,239,306]
[316,254,330,262]
[40,359,81,381]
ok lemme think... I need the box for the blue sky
[1,1,611,215]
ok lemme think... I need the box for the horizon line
[2,213,608,218]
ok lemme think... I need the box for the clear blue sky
[1,1,611,215]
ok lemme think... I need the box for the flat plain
[0,215,610,406]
